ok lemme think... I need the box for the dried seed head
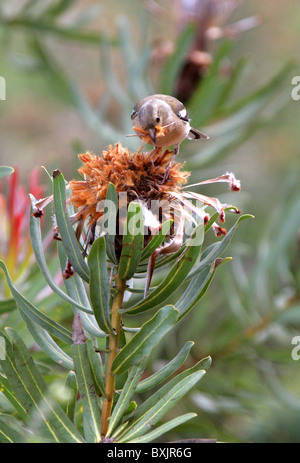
[69,143,189,209]
[69,143,190,254]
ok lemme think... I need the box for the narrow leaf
[125,413,197,444]
[0,329,83,443]
[0,166,14,179]
[124,222,204,314]
[88,236,113,334]
[21,311,74,370]
[140,219,173,262]
[0,298,17,315]
[64,371,77,422]
[0,261,73,345]
[108,359,148,437]
[136,341,194,393]
[0,415,23,443]
[72,342,101,443]
[118,202,144,280]
[104,182,118,264]
[57,242,106,339]
[127,356,211,426]
[118,370,205,442]
[0,373,28,420]
[86,339,106,397]
[53,170,90,282]
[30,196,93,315]
[112,305,178,375]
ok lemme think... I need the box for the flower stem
[101,274,126,438]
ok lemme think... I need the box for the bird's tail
[188,128,210,140]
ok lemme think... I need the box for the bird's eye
[156,116,160,123]
[130,109,137,120]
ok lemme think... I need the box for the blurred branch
[0,0,117,45]
[1,17,117,45]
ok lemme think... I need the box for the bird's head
[137,99,173,145]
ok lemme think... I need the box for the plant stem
[101,275,126,438]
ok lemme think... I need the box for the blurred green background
[0,0,300,443]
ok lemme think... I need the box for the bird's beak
[148,127,156,145]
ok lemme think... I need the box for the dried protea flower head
[66,142,241,261]
[68,143,189,255]
[69,143,189,212]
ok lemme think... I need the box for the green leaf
[176,258,232,320]
[0,414,23,443]
[204,212,220,233]
[88,236,113,334]
[125,413,197,443]
[0,329,83,443]
[103,182,118,264]
[127,356,211,427]
[108,359,148,437]
[72,342,101,443]
[53,170,90,282]
[30,195,93,315]
[0,166,14,179]
[64,371,77,423]
[0,298,17,315]
[140,219,173,262]
[86,339,106,397]
[136,341,194,393]
[112,305,178,375]
[0,261,73,345]
[57,242,106,339]
[124,222,204,314]
[160,23,196,95]
[219,61,295,119]
[118,202,144,280]
[20,311,74,370]
[0,373,28,420]
[118,370,205,442]
[21,312,74,370]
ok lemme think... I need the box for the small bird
[130,94,209,157]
